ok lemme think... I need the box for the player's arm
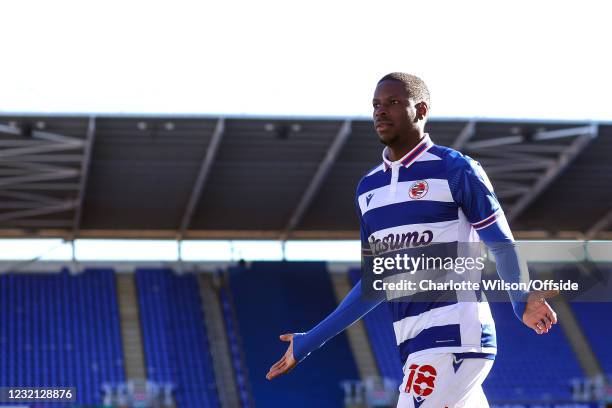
[266,279,384,380]
[449,155,558,334]
[266,197,384,380]
[478,215,558,334]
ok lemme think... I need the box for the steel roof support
[72,117,96,237]
[0,123,21,135]
[0,123,89,230]
[585,208,612,240]
[0,139,84,158]
[0,190,64,205]
[178,118,225,238]
[0,201,77,223]
[452,120,476,150]
[466,135,524,150]
[486,144,568,154]
[484,162,554,175]
[281,120,352,240]
[533,125,596,141]
[0,170,80,188]
[3,183,80,191]
[506,126,598,222]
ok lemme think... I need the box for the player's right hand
[266,333,297,380]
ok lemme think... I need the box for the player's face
[372,80,418,146]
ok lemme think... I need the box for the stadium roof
[0,114,610,240]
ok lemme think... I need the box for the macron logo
[452,354,464,373]
[366,193,375,206]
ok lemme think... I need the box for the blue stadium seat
[228,261,360,408]
[348,268,404,386]
[136,268,220,408]
[484,300,584,402]
[219,285,252,407]
[571,302,612,374]
[0,268,125,407]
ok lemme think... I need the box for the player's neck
[387,132,425,162]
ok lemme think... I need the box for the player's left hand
[266,333,297,380]
[522,289,559,334]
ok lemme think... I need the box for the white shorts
[397,353,493,408]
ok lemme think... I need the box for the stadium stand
[136,268,220,408]
[552,264,612,375]
[572,302,612,374]
[228,261,360,408]
[219,282,253,407]
[484,301,584,402]
[348,268,404,385]
[0,268,125,407]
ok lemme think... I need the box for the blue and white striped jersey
[356,134,500,363]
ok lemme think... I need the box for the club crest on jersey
[409,180,428,199]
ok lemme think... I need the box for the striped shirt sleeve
[448,155,503,231]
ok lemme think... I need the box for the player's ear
[415,102,428,121]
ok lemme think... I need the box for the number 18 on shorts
[397,353,493,408]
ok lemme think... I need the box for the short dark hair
[378,72,431,108]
